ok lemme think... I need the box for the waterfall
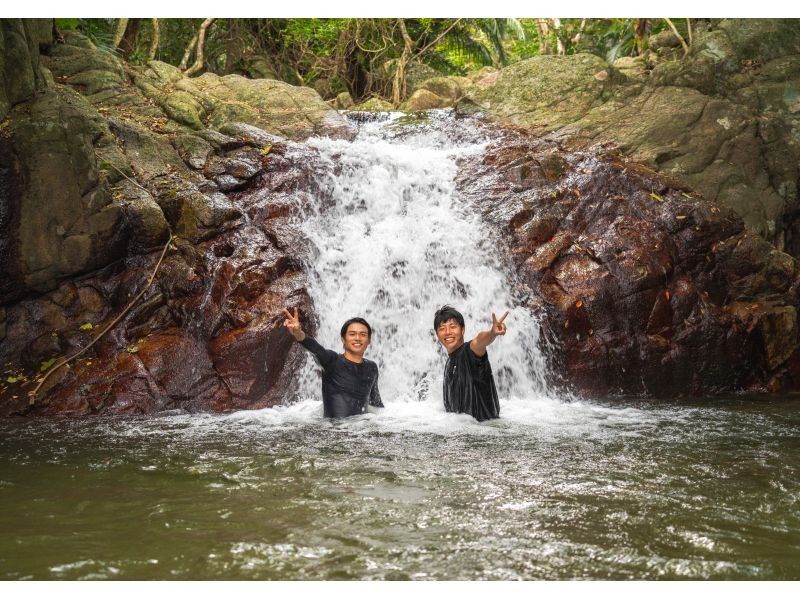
[288,111,550,412]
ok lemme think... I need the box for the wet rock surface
[458,130,800,397]
[0,28,338,415]
[0,141,320,416]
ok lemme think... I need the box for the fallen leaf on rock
[79,323,94,331]
[40,358,57,372]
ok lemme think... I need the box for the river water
[1,112,799,580]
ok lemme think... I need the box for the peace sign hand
[491,311,509,337]
[282,307,305,341]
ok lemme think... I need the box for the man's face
[342,322,370,356]
[436,318,464,354]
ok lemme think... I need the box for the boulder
[401,88,449,111]
[466,53,618,128]
[0,87,128,304]
[351,96,394,112]
[457,132,800,397]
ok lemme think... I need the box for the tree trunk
[536,19,552,55]
[147,18,160,61]
[179,28,199,71]
[112,18,128,48]
[118,18,141,59]
[634,18,650,56]
[184,18,216,76]
[392,19,415,107]
[224,19,244,74]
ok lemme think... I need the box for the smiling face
[436,318,465,355]
[341,322,370,359]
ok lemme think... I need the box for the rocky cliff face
[0,26,352,415]
[457,130,800,397]
[394,20,800,258]
[2,20,800,414]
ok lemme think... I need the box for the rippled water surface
[2,395,799,580]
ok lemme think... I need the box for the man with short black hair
[434,305,507,421]
[283,307,383,418]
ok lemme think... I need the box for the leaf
[260,145,273,156]
[126,344,140,354]
[6,376,19,384]
[79,322,94,331]
[40,358,57,372]
[649,192,664,203]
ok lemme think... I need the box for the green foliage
[66,18,118,53]
[70,17,674,103]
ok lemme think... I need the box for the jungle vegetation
[55,18,685,105]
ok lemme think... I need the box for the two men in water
[282,305,507,421]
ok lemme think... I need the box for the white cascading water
[283,111,552,421]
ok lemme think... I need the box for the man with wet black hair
[283,308,383,418]
[434,305,507,421]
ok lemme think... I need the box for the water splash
[289,111,550,409]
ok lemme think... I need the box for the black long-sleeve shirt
[299,336,383,418]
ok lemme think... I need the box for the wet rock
[217,122,284,148]
[458,132,800,397]
[114,179,171,253]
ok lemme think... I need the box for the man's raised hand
[491,311,509,337]
[283,307,305,341]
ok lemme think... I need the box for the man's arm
[369,368,384,408]
[283,307,336,368]
[469,311,509,357]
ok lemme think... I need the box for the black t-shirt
[299,336,383,418]
[443,341,500,421]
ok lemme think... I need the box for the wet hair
[340,317,373,339]
[434,305,465,330]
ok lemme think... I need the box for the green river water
[1,394,799,581]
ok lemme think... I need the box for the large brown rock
[458,131,800,397]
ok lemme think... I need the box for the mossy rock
[467,53,616,130]
[174,133,214,170]
[718,18,800,63]
[418,76,472,102]
[351,96,394,112]
[334,91,354,109]
[1,87,128,302]
[401,89,450,111]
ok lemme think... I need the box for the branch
[179,30,199,70]
[664,17,690,56]
[185,18,216,76]
[411,18,463,61]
